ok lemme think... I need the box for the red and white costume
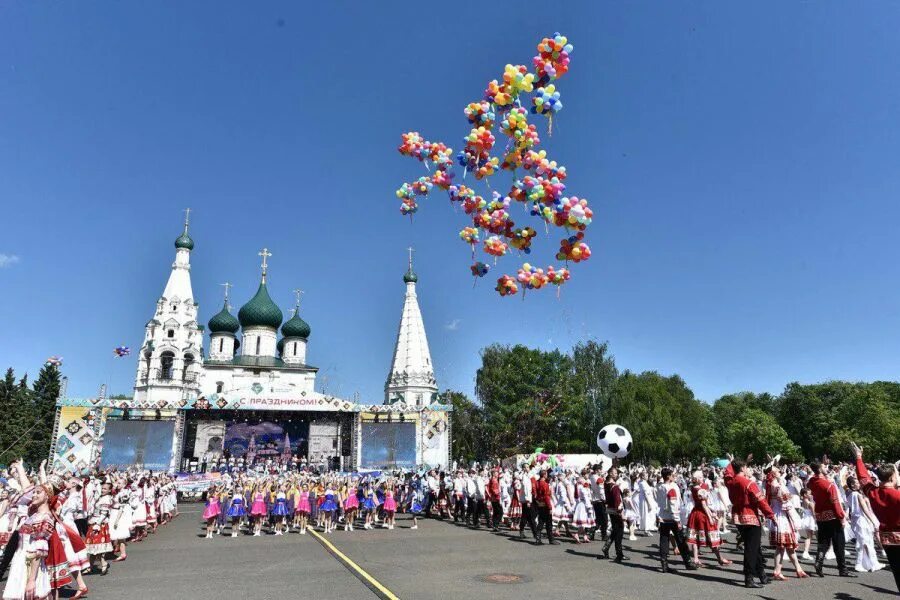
[686,483,721,548]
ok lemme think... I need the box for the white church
[54,213,451,472]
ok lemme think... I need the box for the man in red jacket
[488,470,502,532]
[852,442,899,592]
[602,467,626,563]
[724,455,774,588]
[807,459,855,578]
[532,468,556,545]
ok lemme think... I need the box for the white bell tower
[133,210,204,404]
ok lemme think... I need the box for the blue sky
[2,2,899,404]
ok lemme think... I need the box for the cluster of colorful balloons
[393,33,592,297]
[45,356,63,367]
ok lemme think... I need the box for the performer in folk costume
[724,455,775,588]
[852,442,899,591]
[551,472,573,538]
[2,484,55,600]
[797,487,817,560]
[85,482,114,575]
[634,471,657,535]
[602,467,625,560]
[764,465,807,579]
[570,476,595,544]
[846,476,884,572]
[129,481,148,542]
[685,471,731,568]
[109,486,132,560]
[507,475,523,531]
[656,467,699,574]
[807,459,855,578]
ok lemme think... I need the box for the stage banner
[53,407,97,473]
[175,471,222,493]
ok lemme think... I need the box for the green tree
[445,390,484,464]
[723,408,802,461]
[606,371,716,462]
[475,344,579,456]
[28,363,61,465]
[0,368,36,465]
[571,340,618,452]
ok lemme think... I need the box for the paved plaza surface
[75,504,895,599]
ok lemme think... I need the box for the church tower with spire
[133,210,204,404]
[384,249,438,406]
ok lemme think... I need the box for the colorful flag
[114,346,131,357]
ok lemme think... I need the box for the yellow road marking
[308,529,401,600]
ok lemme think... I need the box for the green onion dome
[207,302,240,334]
[175,231,194,250]
[281,309,311,339]
[276,338,284,355]
[238,282,283,329]
[403,267,418,283]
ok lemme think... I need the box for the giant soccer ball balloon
[597,424,632,459]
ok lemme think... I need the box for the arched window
[292,342,297,356]
[218,338,224,353]
[183,353,195,381]
[159,351,175,381]
[216,381,224,394]
[255,337,261,355]
[167,329,174,338]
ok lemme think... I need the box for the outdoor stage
[50,393,451,474]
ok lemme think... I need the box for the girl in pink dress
[202,484,221,539]
[382,484,397,530]
[249,485,267,536]
[295,484,311,535]
[343,483,359,532]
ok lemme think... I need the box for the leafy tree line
[0,365,62,466]
[449,341,900,464]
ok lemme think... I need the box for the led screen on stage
[224,421,309,459]
[100,420,176,471]
[360,422,416,468]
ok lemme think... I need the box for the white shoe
[300,530,306,535]
[231,532,237,538]
[802,552,812,560]
[410,525,418,530]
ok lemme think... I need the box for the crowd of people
[1,443,895,597]
[0,460,177,599]
[198,444,898,591]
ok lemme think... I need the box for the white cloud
[445,319,461,331]
[0,254,20,268]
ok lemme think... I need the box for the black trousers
[658,521,691,567]
[490,500,502,529]
[604,513,625,558]
[465,496,476,524]
[592,501,608,539]
[75,517,89,538]
[815,519,847,572]
[0,530,18,580]
[737,524,766,579]
[535,504,554,540]
[886,545,900,593]
[453,495,465,522]
[472,500,489,529]
[519,501,538,539]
